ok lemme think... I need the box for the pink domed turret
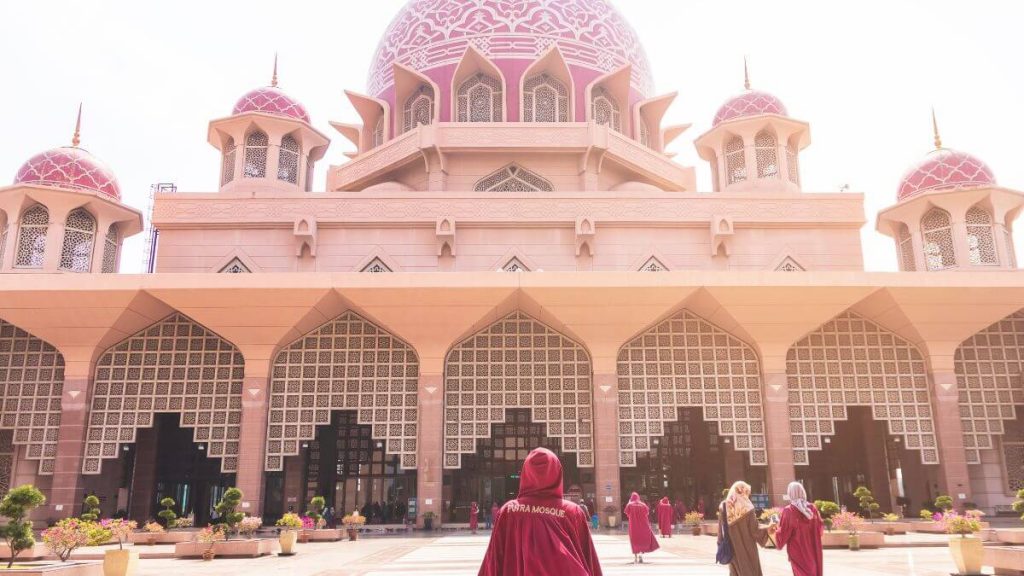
[897,148,995,201]
[13,105,121,200]
[713,90,788,127]
[231,56,310,123]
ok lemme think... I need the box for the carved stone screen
[265,311,419,471]
[0,319,63,474]
[0,430,11,494]
[787,312,938,465]
[443,311,593,469]
[616,310,767,467]
[85,313,244,474]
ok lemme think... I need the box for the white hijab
[787,481,814,519]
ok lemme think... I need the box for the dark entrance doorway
[151,413,234,525]
[444,409,586,522]
[303,411,416,524]
[620,407,764,513]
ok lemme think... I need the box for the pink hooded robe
[775,503,824,576]
[656,497,673,537]
[624,493,660,554]
[478,448,602,576]
[470,502,479,530]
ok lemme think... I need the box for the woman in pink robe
[656,497,673,537]
[624,492,659,563]
[774,482,823,576]
[470,501,479,534]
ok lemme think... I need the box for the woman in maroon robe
[674,499,687,524]
[624,492,659,563]
[470,502,479,534]
[656,497,674,538]
[478,448,602,576]
[774,482,823,576]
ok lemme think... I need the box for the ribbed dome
[897,148,996,201]
[713,90,788,126]
[232,86,310,124]
[14,146,121,200]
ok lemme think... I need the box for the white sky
[1,0,1021,273]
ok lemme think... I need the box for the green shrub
[80,495,100,522]
[853,486,880,519]
[1012,489,1024,521]
[215,488,244,538]
[934,495,954,511]
[307,496,325,527]
[0,485,46,568]
[157,497,177,527]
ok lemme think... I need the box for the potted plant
[195,526,224,561]
[941,511,983,575]
[831,510,864,550]
[81,495,102,522]
[237,516,262,539]
[157,497,177,529]
[275,512,303,555]
[0,484,46,568]
[306,496,325,530]
[172,515,194,530]
[42,518,111,562]
[853,487,880,520]
[935,495,954,513]
[814,500,840,532]
[603,505,617,528]
[142,521,164,545]
[422,511,436,531]
[919,509,934,521]
[101,518,139,576]
[214,488,244,539]
[881,513,899,535]
[684,511,704,536]
[342,510,366,541]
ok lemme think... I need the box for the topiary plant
[853,486,880,519]
[0,484,46,568]
[80,495,101,522]
[1013,489,1024,521]
[307,496,325,528]
[157,497,177,528]
[935,495,954,512]
[215,488,244,539]
[814,500,840,532]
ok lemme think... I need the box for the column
[763,371,796,506]
[50,371,91,517]
[416,371,444,527]
[931,370,972,508]
[592,369,621,526]
[234,359,270,514]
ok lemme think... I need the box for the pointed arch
[452,46,506,123]
[922,207,956,270]
[786,136,800,185]
[221,137,236,185]
[638,256,668,271]
[443,311,593,469]
[265,311,419,471]
[787,312,938,466]
[277,134,300,184]
[219,258,251,273]
[361,257,392,273]
[724,135,746,185]
[474,164,553,192]
[59,208,96,272]
[0,210,8,268]
[15,204,48,268]
[84,313,244,474]
[521,47,574,123]
[754,129,780,179]
[243,129,269,178]
[403,85,435,132]
[372,116,385,148]
[966,204,998,265]
[591,87,621,131]
[897,224,916,271]
[0,318,64,475]
[101,224,119,274]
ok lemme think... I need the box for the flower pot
[279,530,298,555]
[949,536,983,575]
[848,533,860,551]
[103,549,139,576]
[202,547,215,561]
[347,528,358,541]
[690,525,701,536]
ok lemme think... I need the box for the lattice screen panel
[0,430,12,495]
[85,313,244,474]
[444,311,593,469]
[955,310,1024,465]
[754,131,779,179]
[0,319,64,475]
[1004,443,1024,492]
[617,310,766,467]
[265,311,419,471]
[787,312,937,465]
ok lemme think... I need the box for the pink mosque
[2,0,1024,526]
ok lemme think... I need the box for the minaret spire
[743,56,750,90]
[71,103,82,147]
[272,53,278,87]
[931,107,942,150]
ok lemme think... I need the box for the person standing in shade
[774,482,823,576]
[478,448,602,576]
[719,481,776,576]
[656,497,674,538]
[470,501,480,534]
[624,492,659,563]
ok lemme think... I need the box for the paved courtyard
[126,533,989,575]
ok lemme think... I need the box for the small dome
[14,146,120,200]
[712,90,788,126]
[897,148,996,201]
[232,86,310,123]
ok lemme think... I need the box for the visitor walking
[718,481,776,576]
[486,502,496,529]
[478,448,601,576]
[624,492,659,563]
[656,497,673,538]
[470,501,480,534]
[674,499,688,531]
[773,482,823,576]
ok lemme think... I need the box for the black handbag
[715,502,734,564]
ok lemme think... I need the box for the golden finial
[743,56,750,90]
[272,53,278,87]
[71,103,82,147]
[932,107,942,150]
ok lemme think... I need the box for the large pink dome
[14,147,121,200]
[713,90,788,127]
[897,148,996,201]
[367,0,654,99]
[232,86,310,124]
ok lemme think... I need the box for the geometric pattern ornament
[265,311,419,471]
[0,430,12,495]
[713,90,788,127]
[955,309,1024,465]
[367,0,653,99]
[787,312,938,465]
[84,313,244,474]
[475,164,553,192]
[443,311,594,469]
[0,319,64,475]
[232,86,311,124]
[897,148,995,202]
[14,146,121,200]
[616,310,767,467]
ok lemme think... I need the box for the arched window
[457,73,502,122]
[786,143,800,185]
[101,224,118,273]
[243,131,268,178]
[15,205,48,268]
[754,130,779,179]
[638,120,652,148]
[277,134,299,184]
[897,223,916,271]
[372,116,385,148]
[1004,221,1017,268]
[221,137,236,186]
[966,205,998,265]
[0,213,8,267]
[724,136,746,185]
[59,208,96,272]
[523,74,569,123]
[591,87,621,132]
[922,207,957,271]
[475,164,554,192]
[403,85,434,132]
